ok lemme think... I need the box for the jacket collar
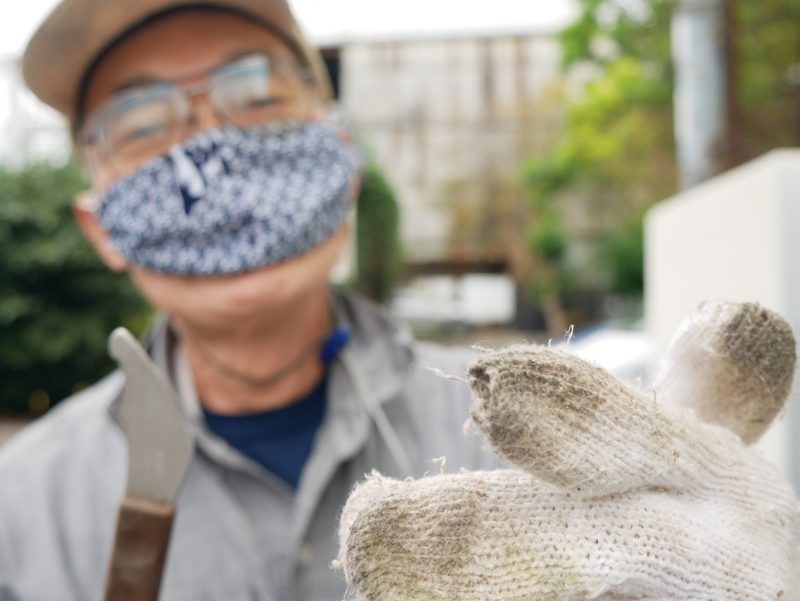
[117,289,416,416]
[329,290,416,406]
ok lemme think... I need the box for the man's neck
[173,291,333,415]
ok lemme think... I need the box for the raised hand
[338,301,799,601]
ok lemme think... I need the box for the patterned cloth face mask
[96,121,359,276]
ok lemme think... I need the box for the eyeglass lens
[94,54,312,166]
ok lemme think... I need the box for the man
[0,2,495,599]
[4,2,800,601]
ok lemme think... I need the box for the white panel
[645,149,800,486]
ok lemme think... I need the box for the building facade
[0,58,70,167]
[336,32,564,272]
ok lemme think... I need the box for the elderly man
[3,2,800,601]
[0,2,493,599]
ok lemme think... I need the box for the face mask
[96,121,359,276]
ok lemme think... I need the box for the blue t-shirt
[202,375,327,489]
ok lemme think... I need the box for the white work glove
[337,300,799,600]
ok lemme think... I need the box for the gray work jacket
[0,292,497,601]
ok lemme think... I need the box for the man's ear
[72,192,128,272]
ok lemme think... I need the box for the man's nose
[186,92,223,134]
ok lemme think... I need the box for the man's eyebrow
[218,49,296,68]
[109,50,274,95]
[223,49,265,62]
[111,76,164,95]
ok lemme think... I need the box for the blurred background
[1,0,800,485]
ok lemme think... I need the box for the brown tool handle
[104,495,176,601]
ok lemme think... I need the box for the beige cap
[22,0,331,124]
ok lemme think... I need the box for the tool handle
[104,495,175,601]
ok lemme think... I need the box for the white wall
[645,149,800,488]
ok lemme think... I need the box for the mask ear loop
[74,191,100,213]
[339,347,415,478]
[78,136,123,199]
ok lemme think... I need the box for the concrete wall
[0,59,69,167]
[645,149,800,487]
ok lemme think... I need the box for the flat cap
[22,0,330,124]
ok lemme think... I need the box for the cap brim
[22,0,330,124]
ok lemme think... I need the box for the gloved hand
[337,300,799,601]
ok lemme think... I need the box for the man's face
[75,10,350,329]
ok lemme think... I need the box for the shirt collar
[133,289,417,422]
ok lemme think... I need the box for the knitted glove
[337,300,799,601]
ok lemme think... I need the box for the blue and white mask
[97,121,359,276]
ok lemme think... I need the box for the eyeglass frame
[77,51,319,157]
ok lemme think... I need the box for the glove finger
[339,469,798,601]
[654,300,796,445]
[340,470,595,601]
[468,344,743,497]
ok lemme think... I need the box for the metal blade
[109,328,193,504]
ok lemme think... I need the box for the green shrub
[0,161,149,414]
[352,163,402,303]
[527,211,568,263]
[601,214,644,297]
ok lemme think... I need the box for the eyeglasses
[79,52,317,166]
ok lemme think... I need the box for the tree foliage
[522,0,800,311]
[0,161,149,414]
[736,0,800,154]
[352,163,403,304]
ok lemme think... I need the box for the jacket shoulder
[0,371,124,479]
[398,340,501,471]
[0,373,126,598]
[406,339,477,414]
